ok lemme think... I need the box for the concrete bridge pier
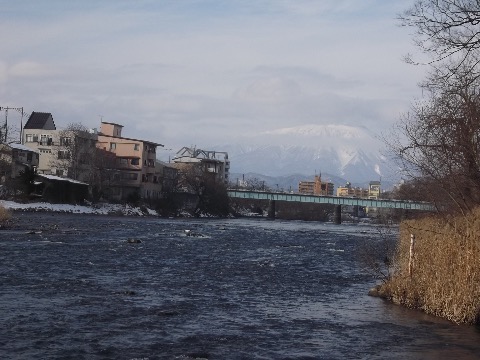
[268,200,276,220]
[334,205,342,224]
[353,205,359,218]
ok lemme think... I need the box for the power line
[0,106,25,143]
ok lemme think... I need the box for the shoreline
[0,200,159,217]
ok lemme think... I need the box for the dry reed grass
[0,205,11,224]
[380,208,480,324]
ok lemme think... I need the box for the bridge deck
[227,190,435,211]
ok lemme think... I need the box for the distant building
[22,112,98,182]
[22,112,57,175]
[35,174,88,204]
[21,113,169,202]
[298,175,334,196]
[336,181,369,198]
[368,181,381,199]
[155,160,178,193]
[0,143,39,183]
[335,180,382,216]
[171,147,230,186]
[96,121,164,201]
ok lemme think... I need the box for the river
[1,213,479,359]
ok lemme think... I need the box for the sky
[0,0,424,157]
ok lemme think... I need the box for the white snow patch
[9,143,39,153]
[0,200,156,216]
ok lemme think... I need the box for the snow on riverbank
[0,200,158,216]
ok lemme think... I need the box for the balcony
[39,140,54,146]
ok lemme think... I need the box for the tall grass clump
[380,209,480,324]
[0,205,11,226]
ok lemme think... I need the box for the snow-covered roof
[37,174,88,185]
[9,143,39,153]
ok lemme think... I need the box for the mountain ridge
[216,124,396,189]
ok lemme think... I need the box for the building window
[58,150,70,160]
[134,144,139,151]
[60,137,71,146]
[118,158,128,166]
[131,158,139,165]
[110,142,116,150]
[121,173,138,180]
[40,135,53,146]
[27,153,32,161]
[26,134,39,142]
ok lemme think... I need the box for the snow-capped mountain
[219,124,396,187]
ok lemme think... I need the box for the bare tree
[400,0,480,67]
[388,2,480,214]
[179,164,230,216]
[0,124,21,145]
[89,147,118,201]
[388,61,480,213]
[245,177,270,191]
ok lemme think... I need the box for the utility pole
[0,106,24,143]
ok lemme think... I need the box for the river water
[1,213,479,359]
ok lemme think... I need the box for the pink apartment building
[97,121,164,201]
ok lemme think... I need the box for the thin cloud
[0,0,423,152]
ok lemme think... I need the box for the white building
[22,112,97,183]
[171,147,230,185]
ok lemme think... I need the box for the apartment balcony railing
[117,164,142,171]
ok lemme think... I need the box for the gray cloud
[0,0,423,154]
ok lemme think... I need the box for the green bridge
[227,190,435,223]
[227,190,434,210]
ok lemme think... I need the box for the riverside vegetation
[374,209,480,325]
[0,205,11,227]
[375,1,480,326]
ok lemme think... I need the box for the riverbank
[374,209,480,325]
[0,199,263,221]
[0,200,157,216]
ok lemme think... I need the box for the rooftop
[98,132,163,147]
[9,143,39,153]
[101,121,124,128]
[24,112,55,130]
